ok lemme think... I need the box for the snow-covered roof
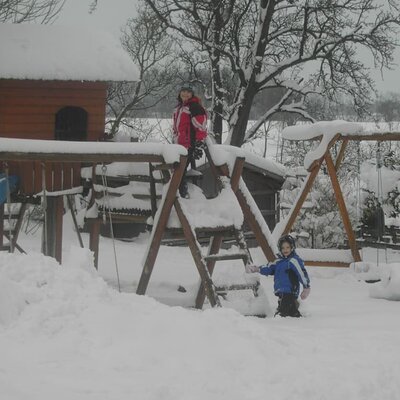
[0,23,139,82]
[203,143,286,180]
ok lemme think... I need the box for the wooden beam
[0,152,166,164]
[55,196,63,264]
[89,219,101,270]
[335,139,348,171]
[286,133,400,142]
[149,163,157,218]
[225,157,276,261]
[230,157,245,192]
[304,261,350,268]
[325,153,361,262]
[341,133,400,141]
[11,203,26,251]
[136,155,188,295]
[195,234,223,309]
[174,199,221,308]
[203,144,220,180]
[281,164,321,236]
[235,188,276,261]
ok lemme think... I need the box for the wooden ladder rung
[204,252,248,262]
[195,225,236,234]
[215,283,258,293]
[152,163,175,171]
[2,214,21,220]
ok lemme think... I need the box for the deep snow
[0,218,399,400]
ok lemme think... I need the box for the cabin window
[55,106,88,141]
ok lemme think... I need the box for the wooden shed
[0,23,138,195]
[198,150,286,231]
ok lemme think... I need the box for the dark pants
[275,293,301,318]
[179,146,197,197]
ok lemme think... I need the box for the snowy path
[1,225,399,400]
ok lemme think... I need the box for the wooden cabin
[198,152,286,230]
[0,23,138,196]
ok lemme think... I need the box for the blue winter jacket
[260,251,310,297]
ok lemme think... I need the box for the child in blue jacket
[247,235,310,317]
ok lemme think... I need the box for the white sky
[57,0,400,94]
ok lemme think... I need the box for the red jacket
[173,96,207,149]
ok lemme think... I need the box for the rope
[4,163,14,253]
[101,164,121,292]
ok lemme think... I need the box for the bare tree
[0,0,65,23]
[142,0,400,146]
[106,3,178,139]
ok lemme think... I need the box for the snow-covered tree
[142,0,400,146]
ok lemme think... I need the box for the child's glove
[300,287,311,300]
[245,264,260,273]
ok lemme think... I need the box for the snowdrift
[1,250,400,399]
[351,261,400,301]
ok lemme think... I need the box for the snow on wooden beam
[0,138,187,164]
[282,120,400,142]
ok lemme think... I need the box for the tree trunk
[209,9,224,144]
[210,54,224,144]
[228,86,257,147]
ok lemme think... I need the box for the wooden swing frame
[279,132,400,268]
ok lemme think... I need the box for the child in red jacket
[173,84,207,198]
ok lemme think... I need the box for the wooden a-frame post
[279,134,361,264]
[325,152,361,262]
[136,155,187,296]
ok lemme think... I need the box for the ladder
[167,196,264,312]
[193,222,261,310]
[0,202,27,253]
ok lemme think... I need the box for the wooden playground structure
[2,125,400,308]
[0,138,279,309]
[278,130,400,268]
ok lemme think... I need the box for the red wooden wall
[0,79,108,195]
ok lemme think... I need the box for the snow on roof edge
[0,23,139,82]
[198,143,286,178]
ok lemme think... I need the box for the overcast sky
[57,0,400,94]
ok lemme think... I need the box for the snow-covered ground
[1,216,399,400]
